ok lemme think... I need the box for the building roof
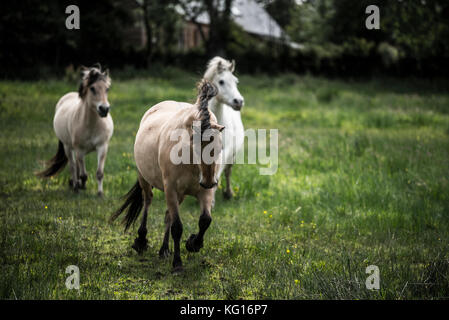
[178,0,285,39]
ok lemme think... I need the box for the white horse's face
[213,69,244,111]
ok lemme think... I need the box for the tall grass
[0,72,448,299]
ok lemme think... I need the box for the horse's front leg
[96,144,108,197]
[186,190,213,253]
[165,188,183,272]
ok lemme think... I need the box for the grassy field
[1,69,448,299]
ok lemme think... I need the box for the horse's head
[194,81,225,189]
[205,57,244,111]
[198,118,224,189]
[78,64,111,118]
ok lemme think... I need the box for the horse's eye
[90,87,96,94]
[106,88,109,93]
[218,80,224,86]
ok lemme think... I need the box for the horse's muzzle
[200,182,217,189]
[231,98,244,111]
[98,105,110,118]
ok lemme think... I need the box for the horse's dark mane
[78,64,110,99]
[196,80,217,134]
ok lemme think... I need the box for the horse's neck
[78,101,99,127]
[208,97,225,124]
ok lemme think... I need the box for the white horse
[202,57,245,199]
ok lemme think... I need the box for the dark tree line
[0,0,133,77]
[286,0,449,69]
[1,0,448,78]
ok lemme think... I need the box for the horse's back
[135,101,193,190]
[140,100,191,125]
[53,92,80,145]
[55,92,79,112]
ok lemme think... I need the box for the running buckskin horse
[111,80,224,272]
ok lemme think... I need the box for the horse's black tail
[110,180,143,231]
[35,140,68,178]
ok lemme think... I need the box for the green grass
[1,71,449,299]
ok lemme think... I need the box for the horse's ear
[230,60,235,72]
[79,65,88,78]
[78,66,89,98]
[86,68,96,82]
[217,61,224,73]
[78,79,86,98]
[211,123,225,132]
[103,68,109,77]
[92,62,102,70]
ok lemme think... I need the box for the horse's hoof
[159,247,171,258]
[132,237,148,255]
[80,176,87,189]
[223,190,233,200]
[97,191,104,198]
[172,265,184,274]
[172,259,183,273]
[186,234,202,253]
[70,179,81,193]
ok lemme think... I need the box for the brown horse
[111,81,224,272]
[36,65,113,196]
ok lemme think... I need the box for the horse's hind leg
[223,164,233,199]
[165,188,183,271]
[132,176,153,255]
[159,196,184,258]
[186,191,213,253]
[65,145,79,192]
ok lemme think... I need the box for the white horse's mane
[204,57,234,80]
